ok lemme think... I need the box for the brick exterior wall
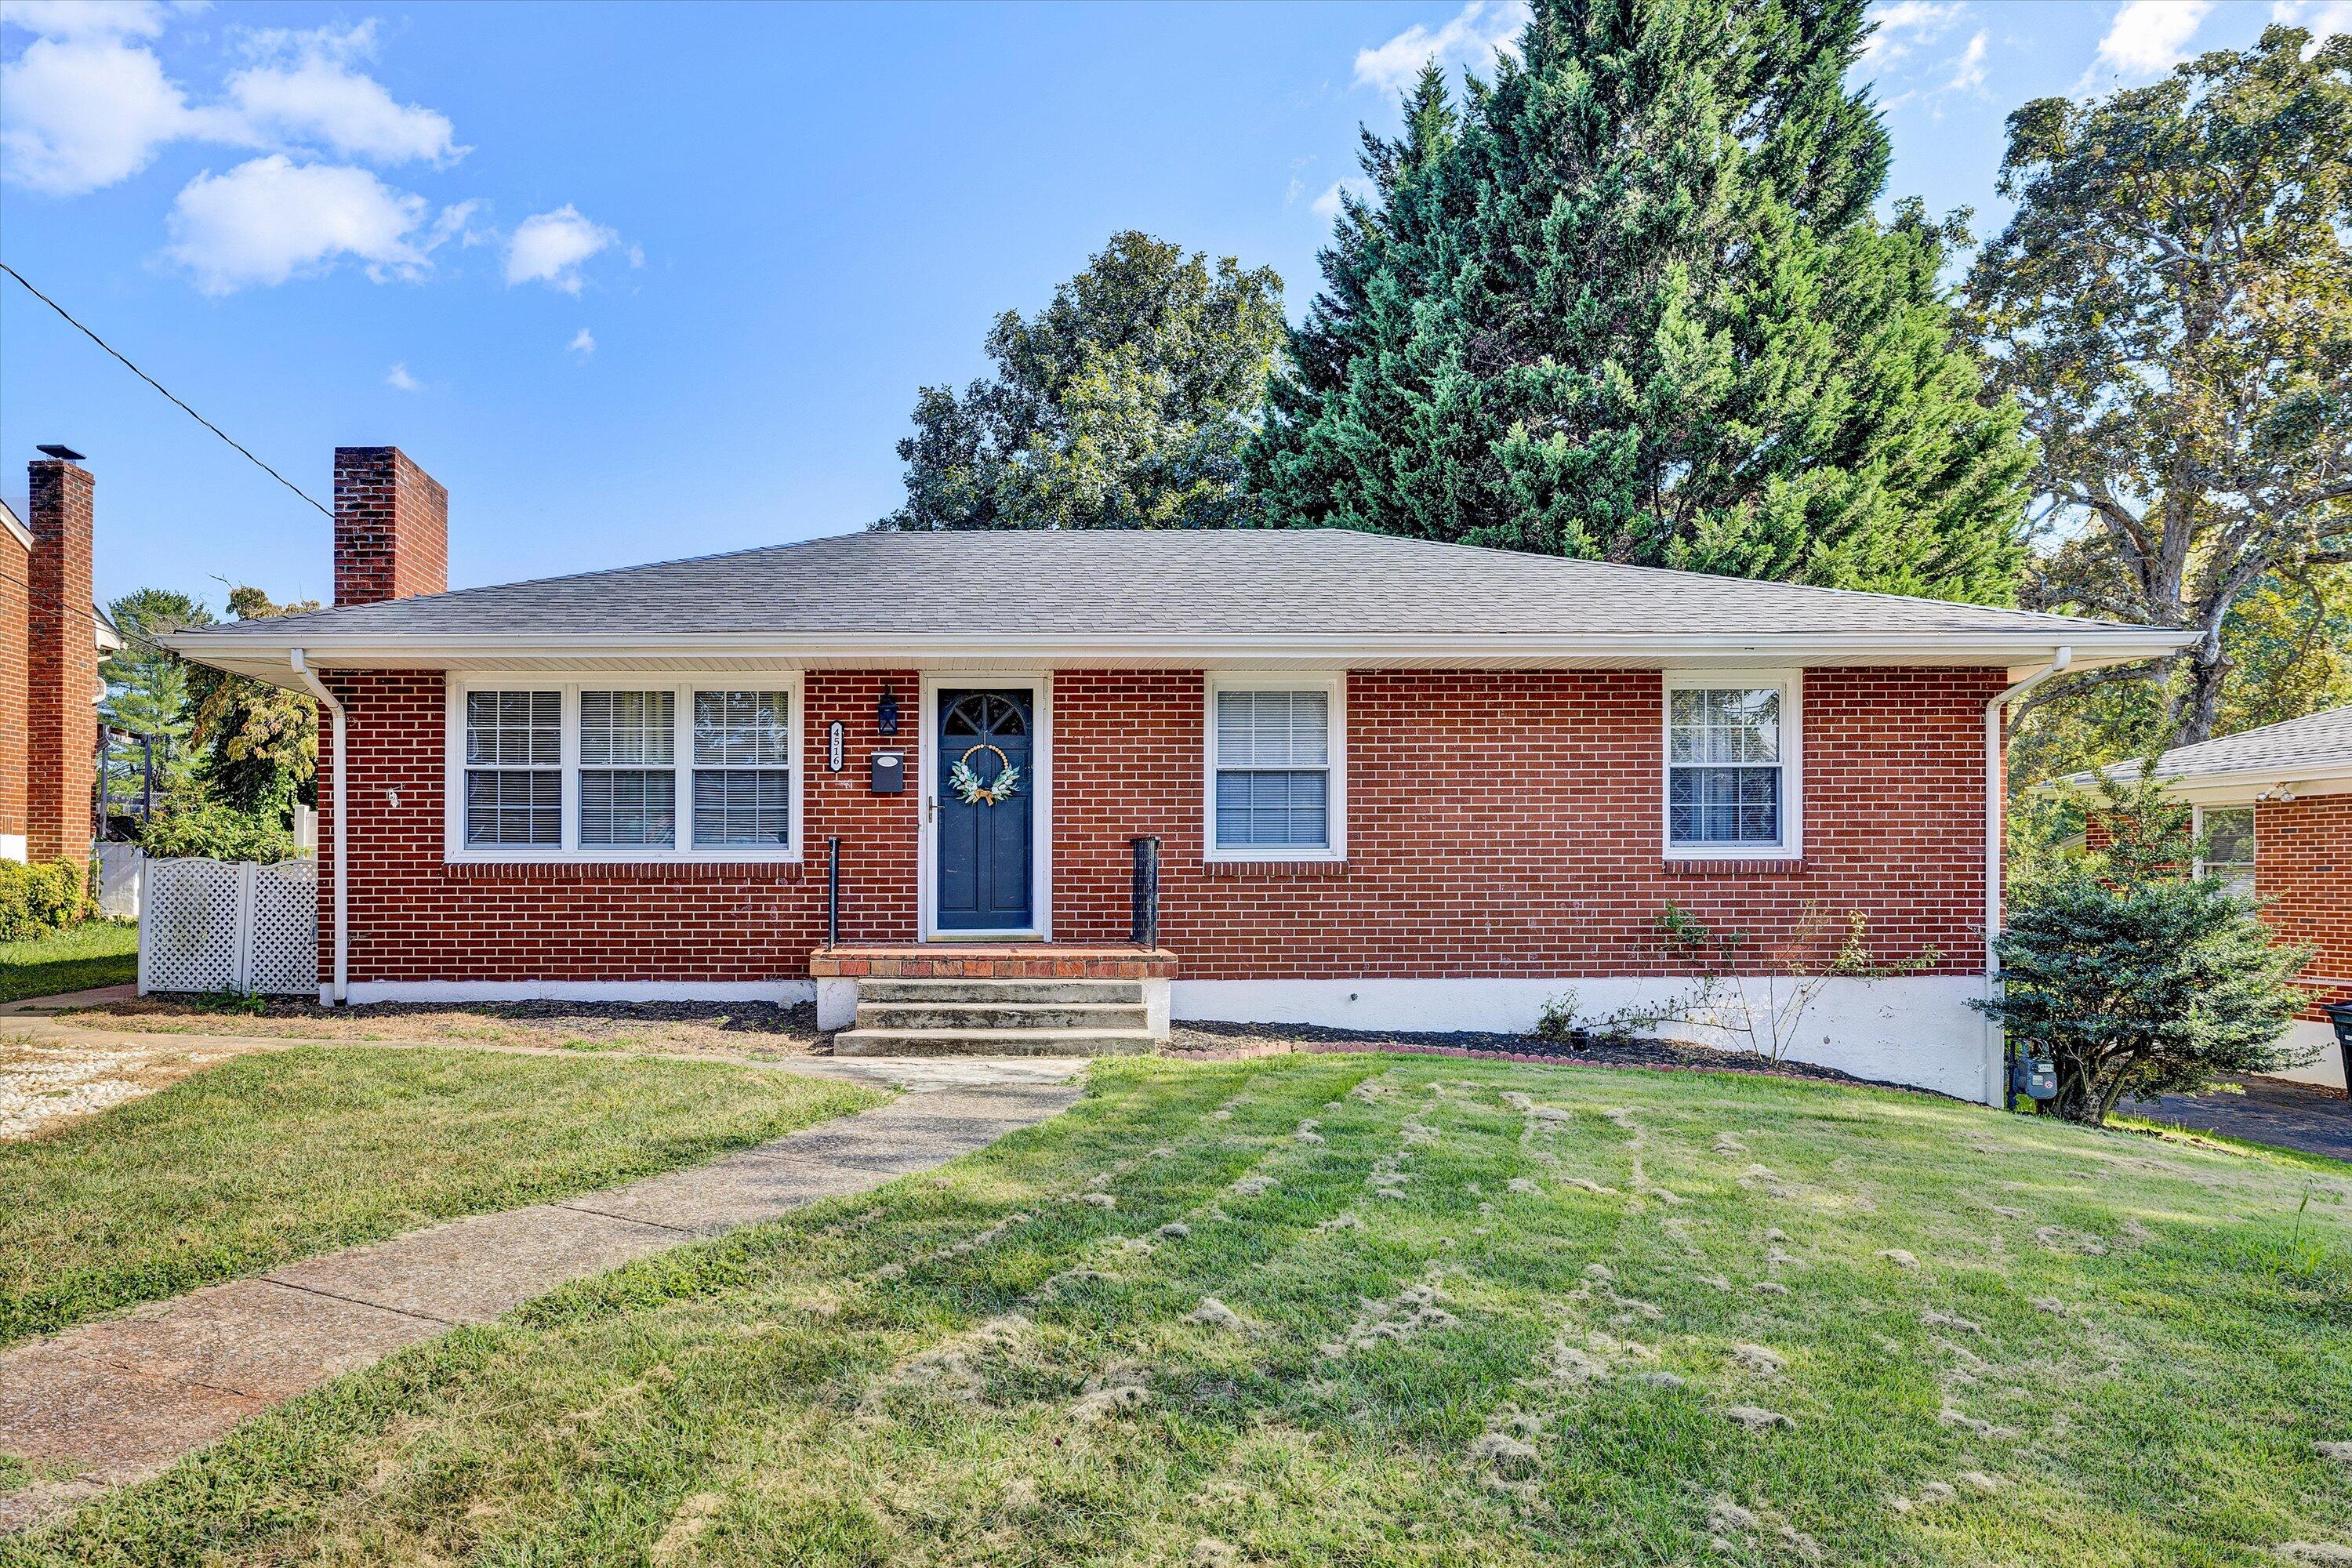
[25,460,96,873]
[332,448,448,607]
[320,665,2002,986]
[0,519,27,852]
[2258,793,2351,1022]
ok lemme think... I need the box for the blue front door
[937,688,1034,931]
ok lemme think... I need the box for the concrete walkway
[0,1057,1081,1531]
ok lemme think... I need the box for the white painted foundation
[816,977,858,1031]
[2270,1018,2349,1093]
[341,979,816,1006]
[1172,975,2000,1104]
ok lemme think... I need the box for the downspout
[289,650,347,1005]
[1983,646,2072,1109]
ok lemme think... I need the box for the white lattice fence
[139,858,319,996]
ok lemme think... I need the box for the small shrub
[0,858,87,942]
[1532,992,1585,1046]
[136,803,301,864]
[1975,771,2312,1124]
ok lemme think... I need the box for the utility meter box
[2022,1057,2058,1102]
[870,750,905,794]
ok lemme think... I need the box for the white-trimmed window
[579,690,677,848]
[2195,805,2256,896]
[1664,673,1801,858]
[693,691,793,848]
[1205,675,1346,860]
[448,678,800,862]
[464,690,561,846]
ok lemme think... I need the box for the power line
[0,260,332,520]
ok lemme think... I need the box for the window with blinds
[579,690,676,847]
[1213,687,1331,851]
[1668,684,1788,850]
[464,690,561,846]
[693,690,792,848]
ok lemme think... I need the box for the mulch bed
[1164,1018,1933,1094]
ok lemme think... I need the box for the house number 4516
[827,720,845,772]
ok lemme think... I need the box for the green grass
[0,920,137,1003]
[0,1046,885,1347]
[15,1054,2351,1565]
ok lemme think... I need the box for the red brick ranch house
[171,448,2190,1105]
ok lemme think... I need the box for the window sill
[1661,856,1806,877]
[444,859,806,882]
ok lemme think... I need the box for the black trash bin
[2326,1003,2352,1098]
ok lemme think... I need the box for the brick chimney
[26,456,98,870]
[1,502,29,862]
[333,447,448,606]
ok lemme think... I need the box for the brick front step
[809,945,1177,982]
[833,1025,1156,1058]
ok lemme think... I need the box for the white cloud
[165,154,448,292]
[1859,2,1965,68]
[0,31,223,193]
[1312,176,1373,220]
[2271,0,2352,42]
[2085,0,2214,83]
[1947,29,1989,93]
[2,5,464,197]
[1354,0,1530,93]
[0,2,177,41]
[567,327,595,354]
[505,204,616,292]
[385,361,420,391]
[224,21,464,165]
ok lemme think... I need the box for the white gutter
[1982,647,2072,1108]
[289,649,347,1005]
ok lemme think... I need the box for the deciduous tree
[1969,26,2352,745]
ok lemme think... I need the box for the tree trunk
[2171,641,2231,748]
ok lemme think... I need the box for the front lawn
[0,1046,884,1346]
[30,1055,2350,1565]
[0,921,137,1004]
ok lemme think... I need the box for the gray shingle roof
[2092,706,2352,785]
[182,528,2165,643]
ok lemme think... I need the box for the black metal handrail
[1130,835,1160,949]
[827,836,842,949]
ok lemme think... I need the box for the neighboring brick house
[2074,709,2352,1091]
[170,447,2190,1104]
[1,453,118,873]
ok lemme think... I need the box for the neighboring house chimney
[0,500,30,863]
[26,455,98,871]
[333,447,448,606]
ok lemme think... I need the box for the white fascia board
[165,626,2199,677]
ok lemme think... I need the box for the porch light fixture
[877,685,900,735]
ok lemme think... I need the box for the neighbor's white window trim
[1202,671,1348,863]
[2191,801,2257,892]
[444,672,805,864]
[1660,669,1804,862]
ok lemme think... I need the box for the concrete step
[832,1026,1157,1058]
[855,1000,1149,1032]
[856,978,1144,1005]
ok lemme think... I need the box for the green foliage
[880,231,1285,530]
[135,801,302,864]
[1977,771,2313,1125]
[0,858,89,942]
[99,588,212,811]
[1969,26,2352,746]
[188,585,320,822]
[1249,0,2029,603]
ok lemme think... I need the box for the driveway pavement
[0,1051,1081,1532]
[2124,1074,2352,1163]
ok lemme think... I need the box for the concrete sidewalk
[0,1059,1081,1531]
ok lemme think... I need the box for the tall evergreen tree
[1250,0,2031,603]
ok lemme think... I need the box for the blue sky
[2,0,2343,611]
